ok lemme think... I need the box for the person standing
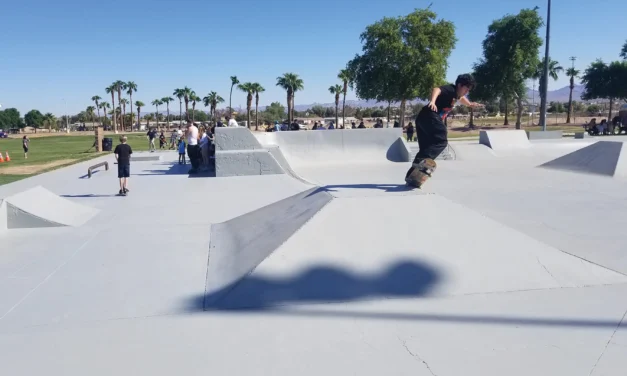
[114,136,133,195]
[406,122,415,142]
[185,121,200,173]
[22,135,30,159]
[147,128,157,152]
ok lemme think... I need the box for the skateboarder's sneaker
[405,158,437,188]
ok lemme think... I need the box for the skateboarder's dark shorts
[118,164,130,178]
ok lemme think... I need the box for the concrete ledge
[574,132,591,139]
[526,130,563,140]
[215,127,263,151]
[132,155,162,162]
[204,187,333,308]
[215,150,285,177]
[479,130,531,150]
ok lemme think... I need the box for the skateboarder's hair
[120,136,127,143]
[455,74,476,90]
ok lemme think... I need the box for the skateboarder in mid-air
[405,73,483,188]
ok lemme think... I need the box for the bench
[87,161,109,178]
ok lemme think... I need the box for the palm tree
[113,80,126,132]
[144,113,153,128]
[181,87,193,119]
[44,113,56,132]
[338,69,351,127]
[329,85,343,128]
[91,96,102,125]
[251,83,265,131]
[173,88,184,126]
[229,76,240,116]
[135,101,144,130]
[161,97,173,129]
[189,92,201,122]
[100,102,110,124]
[105,85,116,132]
[120,99,129,131]
[534,58,563,117]
[238,82,255,129]
[152,99,163,128]
[126,81,138,127]
[565,67,580,124]
[203,92,224,122]
[621,40,627,60]
[86,106,96,127]
[276,73,304,124]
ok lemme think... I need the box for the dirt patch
[0,159,78,175]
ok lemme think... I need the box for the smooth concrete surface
[575,132,591,139]
[205,187,333,308]
[215,126,264,151]
[1,135,627,376]
[215,149,285,177]
[480,129,531,151]
[1,185,99,230]
[540,141,624,176]
[527,130,563,140]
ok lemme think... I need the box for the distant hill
[526,84,584,103]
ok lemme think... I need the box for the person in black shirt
[405,73,483,187]
[114,136,133,195]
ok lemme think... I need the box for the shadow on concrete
[133,163,215,177]
[306,184,415,197]
[78,170,101,179]
[185,260,440,311]
[61,194,120,198]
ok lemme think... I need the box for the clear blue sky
[0,0,625,116]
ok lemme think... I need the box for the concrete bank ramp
[540,141,627,177]
[0,186,99,232]
[204,193,627,310]
[214,127,286,177]
[479,130,531,151]
[204,187,333,308]
[254,128,411,168]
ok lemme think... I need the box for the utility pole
[539,0,551,131]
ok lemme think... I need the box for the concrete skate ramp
[204,187,333,308]
[254,128,411,168]
[480,130,531,151]
[214,127,285,177]
[213,194,627,309]
[540,141,625,177]
[0,186,98,231]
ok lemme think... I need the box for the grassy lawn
[0,134,152,186]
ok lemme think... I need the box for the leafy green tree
[473,8,543,128]
[229,76,239,116]
[586,104,601,115]
[262,101,286,123]
[251,83,265,131]
[621,40,627,60]
[0,108,22,128]
[238,82,255,129]
[581,59,627,120]
[25,110,44,131]
[310,105,326,117]
[566,67,580,123]
[276,73,304,123]
[328,84,343,127]
[348,8,456,127]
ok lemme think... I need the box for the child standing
[114,136,133,195]
[405,74,482,188]
[178,138,186,164]
[22,135,30,159]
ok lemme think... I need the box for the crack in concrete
[397,336,437,376]
[588,307,627,376]
[536,257,558,283]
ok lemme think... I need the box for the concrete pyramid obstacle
[540,141,627,177]
[0,186,99,233]
[479,130,531,151]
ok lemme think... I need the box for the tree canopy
[621,40,627,60]
[581,59,627,119]
[24,109,45,128]
[0,108,23,129]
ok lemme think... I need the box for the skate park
[1,128,627,376]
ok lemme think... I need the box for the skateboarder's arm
[459,96,483,108]
[427,87,441,111]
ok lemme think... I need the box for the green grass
[0,134,152,186]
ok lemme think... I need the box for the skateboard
[405,158,437,189]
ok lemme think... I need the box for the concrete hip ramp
[540,141,627,177]
[0,186,99,232]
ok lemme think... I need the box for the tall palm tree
[144,113,153,128]
[86,106,96,127]
[100,102,110,125]
[189,92,201,122]
[120,99,129,131]
[251,83,265,131]
[161,97,173,129]
[329,85,343,128]
[238,82,255,129]
[135,101,144,130]
[173,88,185,126]
[126,81,138,127]
[229,76,240,116]
[152,99,162,127]
[44,113,56,132]
[91,96,102,125]
[338,69,351,127]
[533,58,563,116]
[181,87,193,119]
[203,92,224,122]
[276,73,304,124]
[113,80,126,132]
[565,67,580,124]
[105,85,116,132]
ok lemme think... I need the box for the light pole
[63,99,69,133]
[539,0,551,131]
[569,56,577,123]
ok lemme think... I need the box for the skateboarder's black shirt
[419,84,459,122]
[114,144,133,165]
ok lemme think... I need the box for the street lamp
[539,0,551,131]
[63,99,69,133]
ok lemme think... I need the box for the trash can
[102,137,113,152]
